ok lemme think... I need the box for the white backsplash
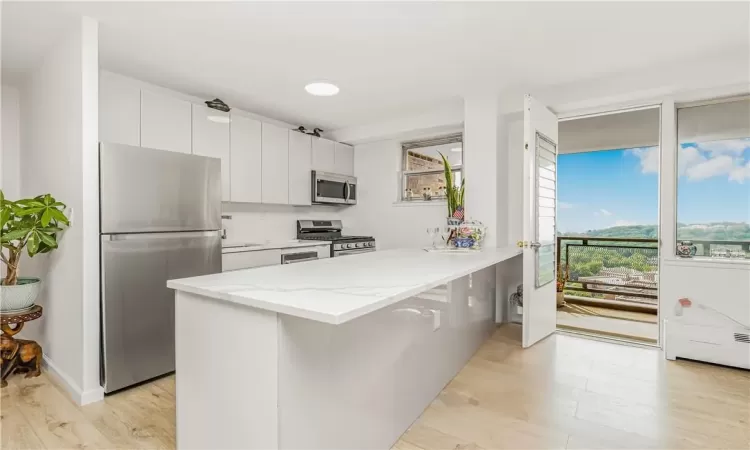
[221,203,352,244]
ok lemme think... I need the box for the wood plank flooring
[2,325,748,449]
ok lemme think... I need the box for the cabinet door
[230,115,262,203]
[192,105,230,201]
[141,90,192,154]
[222,249,281,271]
[311,137,335,173]
[334,142,354,176]
[99,72,140,146]
[261,123,289,205]
[288,132,312,206]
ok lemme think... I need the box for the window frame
[674,95,750,261]
[400,132,463,203]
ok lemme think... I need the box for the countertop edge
[169,247,522,325]
[221,240,332,253]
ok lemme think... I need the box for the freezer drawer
[100,143,221,233]
[101,231,221,393]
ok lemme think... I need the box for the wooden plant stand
[0,305,43,388]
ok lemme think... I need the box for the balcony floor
[556,302,658,344]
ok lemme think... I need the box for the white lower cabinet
[222,249,282,272]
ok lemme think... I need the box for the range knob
[345,243,352,249]
[355,242,362,248]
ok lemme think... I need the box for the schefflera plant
[0,190,70,285]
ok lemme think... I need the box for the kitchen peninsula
[167,247,521,450]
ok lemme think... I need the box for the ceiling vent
[734,333,750,344]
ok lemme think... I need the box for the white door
[289,132,312,205]
[261,123,290,205]
[311,137,335,173]
[230,114,262,203]
[192,105,230,201]
[521,94,559,348]
[141,90,192,154]
[99,72,140,146]
[334,142,354,176]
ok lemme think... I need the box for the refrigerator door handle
[104,231,222,241]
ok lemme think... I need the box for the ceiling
[2,2,749,131]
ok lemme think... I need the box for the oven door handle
[336,248,375,256]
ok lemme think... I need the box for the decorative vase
[0,277,41,312]
[556,292,566,308]
[677,241,697,258]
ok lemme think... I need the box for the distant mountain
[561,222,750,241]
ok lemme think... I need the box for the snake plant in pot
[0,191,70,312]
[439,152,465,223]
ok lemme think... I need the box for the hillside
[561,223,750,241]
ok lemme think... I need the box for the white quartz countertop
[221,239,332,253]
[168,247,522,324]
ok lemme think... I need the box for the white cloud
[729,160,750,183]
[558,202,574,209]
[631,147,659,174]
[600,209,613,216]
[631,141,750,182]
[613,220,637,227]
[685,155,736,181]
[695,139,750,156]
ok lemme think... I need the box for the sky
[557,138,750,233]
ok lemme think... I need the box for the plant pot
[556,292,566,308]
[0,278,41,312]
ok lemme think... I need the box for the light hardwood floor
[2,325,749,449]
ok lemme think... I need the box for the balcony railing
[557,236,659,305]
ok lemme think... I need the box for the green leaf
[16,206,44,216]
[1,229,30,242]
[41,208,52,227]
[49,209,70,225]
[26,232,40,256]
[0,208,10,229]
[38,231,57,248]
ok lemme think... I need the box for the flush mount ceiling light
[305,82,339,96]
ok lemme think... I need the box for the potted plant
[439,152,465,228]
[0,191,69,312]
[556,265,567,308]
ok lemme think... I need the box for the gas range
[297,220,376,257]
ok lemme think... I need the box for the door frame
[556,102,663,348]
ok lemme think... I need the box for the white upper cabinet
[141,90,192,154]
[311,137,336,173]
[261,123,290,205]
[334,142,354,176]
[230,114,263,203]
[99,72,140,146]
[192,105,230,201]
[288,132,312,206]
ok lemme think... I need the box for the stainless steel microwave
[312,171,357,205]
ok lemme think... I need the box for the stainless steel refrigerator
[100,143,222,393]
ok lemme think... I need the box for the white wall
[222,204,345,244]
[18,17,101,405]
[345,135,452,250]
[1,84,21,200]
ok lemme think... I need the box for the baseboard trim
[42,354,104,406]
